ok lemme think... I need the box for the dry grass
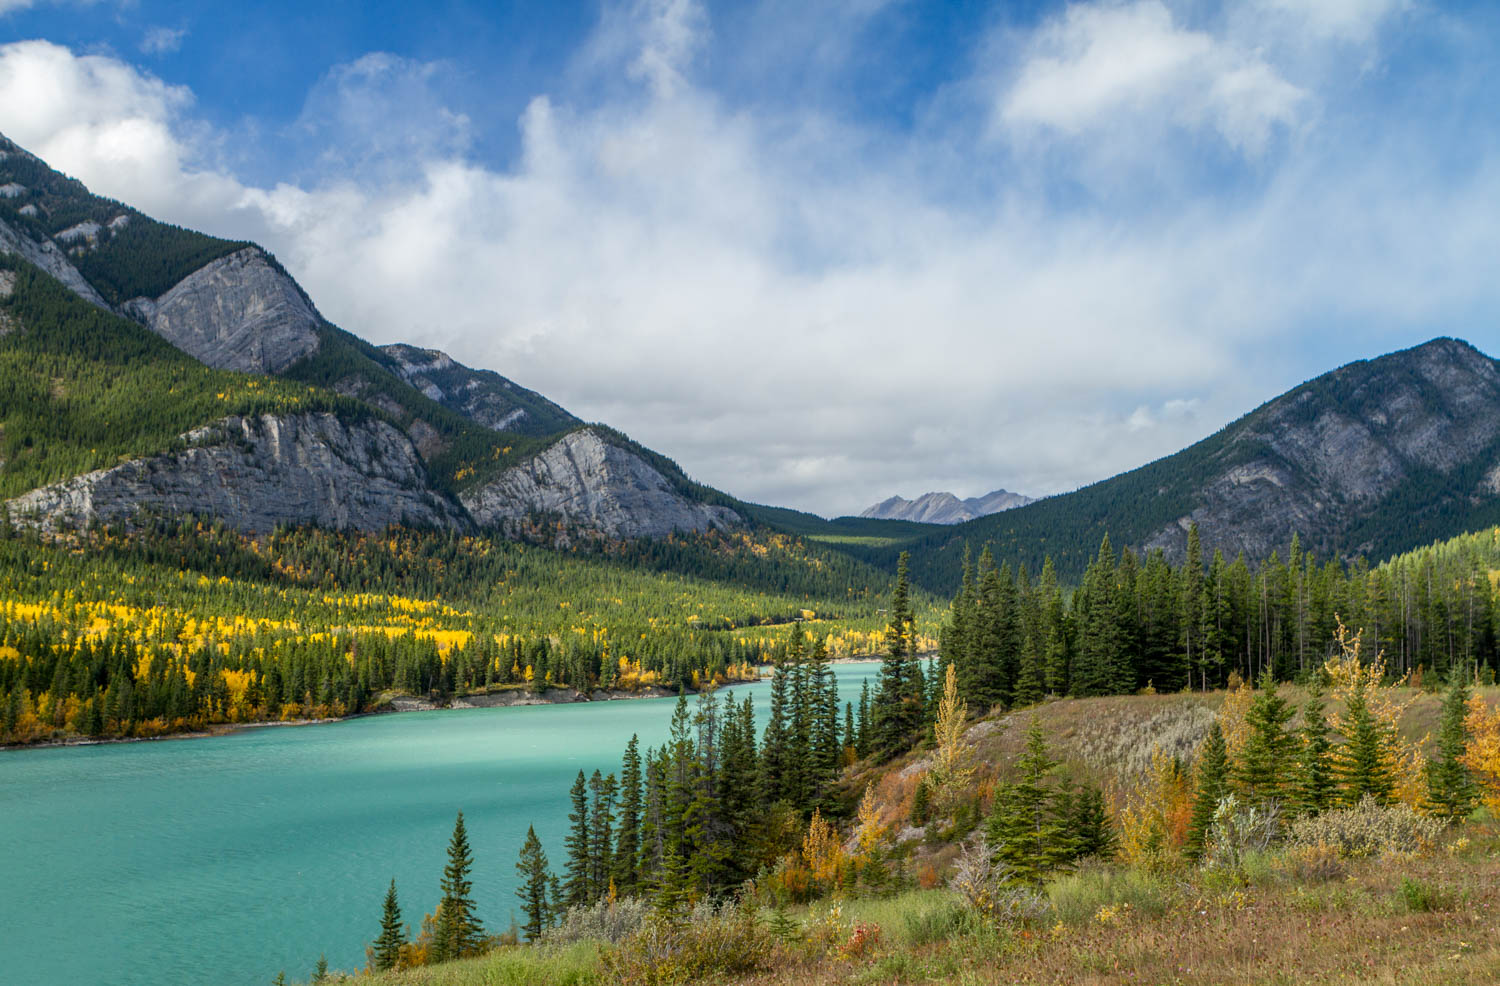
[734,831,1500,986]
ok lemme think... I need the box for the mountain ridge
[0,133,744,543]
[860,488,1034,524]
[876,337,1500,592]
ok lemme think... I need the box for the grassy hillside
[0,256,365,497]
[292,685,1500,986]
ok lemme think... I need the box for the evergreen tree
[1185,720,1229,860]
[1426,669,1479,820]
[515,825,553,943]
[987,719,1071,884]
[1233,672,1296,807]
[872,552,919,758]
[432,811,484,962]
[761,644,792,801]
[372,878,405,971]
[587,770,617,899]
[563,770,591,906]
[1295,682,1335,816]
[855,679,871,757]
[1336,676,1395,805]
[614,735,643,893]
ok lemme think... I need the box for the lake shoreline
[0,657,900,753]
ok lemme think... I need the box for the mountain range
[4,132,1500,592]
[860,489,1034,525]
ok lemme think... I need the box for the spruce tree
[1336,676,1394,805]
[372,878,405,971]
[563,770,591,906]
[873,552,919,758]
[1233,672,1296,807]
[614,735,643,892]
[587,770,617,898]
[432,810,483,962]
[1426,669,1479,820]
[1295,682,1335,816]
[1185,720,1229,860]
[515,825,553,943]
[987,718,1071,884]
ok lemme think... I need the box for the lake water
[0,661,882,986]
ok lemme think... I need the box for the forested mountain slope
[884,338,1500,592]
[0,134,749,542]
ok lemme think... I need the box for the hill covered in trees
[863,338,1500,593]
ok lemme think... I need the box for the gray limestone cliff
[125,247,322,373]
[0,215,109,308]
[6,413,466,534]
[461,428,741,539]
[380,343,580,437]
[1141,338,1500,562]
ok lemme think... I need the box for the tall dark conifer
[372,878,405,971]
[432,810,483,962]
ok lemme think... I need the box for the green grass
[354,942,601,986]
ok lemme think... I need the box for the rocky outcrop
[127,247,321,373]
[861,488,1034,524]
[6,413,467,534]
[0,215,109,308]
[1141,338,1500,562]
[381,343,580,437]
[462,428,741,539]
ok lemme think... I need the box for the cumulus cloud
[1000,1,1305,154]
[0,1,1497,517]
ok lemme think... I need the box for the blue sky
[2,0,1499,517]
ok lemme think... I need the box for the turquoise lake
[0,661,882,986]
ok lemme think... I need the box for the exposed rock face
[381,343,580,437]
[6,413,467,534]
[861,488,1034,524]
[0,216,109,308]
[1142,338,1500,562]
[462,428,741,539]
[129,247,322,373]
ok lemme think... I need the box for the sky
[1,0,1499,518]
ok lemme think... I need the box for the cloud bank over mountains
[0,0,1496,517]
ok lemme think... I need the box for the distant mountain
[0,133,741,542]
[875,338,1500,592]
[860,489,1034,525]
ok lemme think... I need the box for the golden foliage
[1461,692,1500,815]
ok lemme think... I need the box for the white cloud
[1000,1,1305,153]
[0,2,1497,518]
[140,27,186,56]
[1255,0,1409,43]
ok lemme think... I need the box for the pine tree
[855,679,871,757]
[1185,720,1229,860]
[761,646,791,801]
[515,825,553,943]
[1426,669,1479,820]
[587,770,617,899]
[372,878,405,971]
[1295,682,1335,816]
[311,955,328,983]
[1233,672,1296,807]
[563,770,591,906]
[987,718,1071,884]
[432,810,484,961]
[614,735,643,892]
[1336,676,1395,805]
[873,552,919,758]
[1067,783,1115,860]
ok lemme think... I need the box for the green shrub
[1289,796,1444,859]
[603,907,772,986]
[1204,795,1281,870]
[1398,877,1451,913]
[900,899,974,946]
[1047,863,1172,925]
